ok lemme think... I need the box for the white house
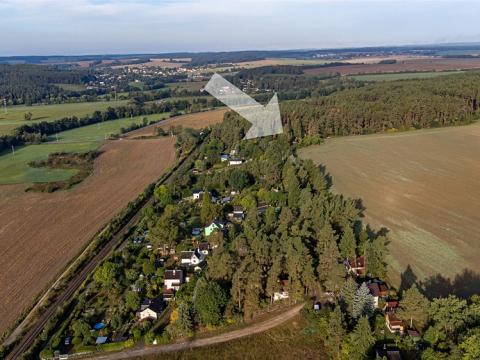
[229,158,243,166]
[180,249,205,266]
[273,291,290,301]
[273,279,289,302]
[164,269,184,290]
[192,190,204,200]
[137,298,164,321]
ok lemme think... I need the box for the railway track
[5,140,199,360]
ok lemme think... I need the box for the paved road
[86,303,305,360]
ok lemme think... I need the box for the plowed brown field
[304,58,480,76]
[299,123,480,286]
[0,110,225,335]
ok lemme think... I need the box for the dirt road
[86,303,305,360]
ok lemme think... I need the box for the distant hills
[2,43,480,66]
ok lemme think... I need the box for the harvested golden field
[0,110,225,336]
[299,124,480,286]
[112,58,189,69]
[304,58,480,76]
[128,108,228,138]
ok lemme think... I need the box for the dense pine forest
[281,72,480,139]
[0,65,95,105]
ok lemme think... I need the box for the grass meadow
[0,99,129,135]
[138,315,326,360]
[0,113,171,184]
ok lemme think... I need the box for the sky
[1,0,480,56]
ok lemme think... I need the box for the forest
[281,72,480,139]
[0,64,95,105]
[227,65,361,101]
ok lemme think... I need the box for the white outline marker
[204,73,283,140]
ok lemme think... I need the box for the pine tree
[339,226,356,260]
[318,240,338,280]
[352,283,375,319]
[398,284,430,330]
[365,236,388,278]
[349,316,375,360]
[341,277,358,317]
[316,223,338,255]
[325,306,345,359]
[177,302,193,336]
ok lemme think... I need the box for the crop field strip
[304,57,480,76]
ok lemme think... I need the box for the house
[346,256,365,276]
[376,348,402,360]
[368,281,389,308]
[228,205,245,221]
[407,328,421,342]
[220,154,229,162]
[197,242,211,255]
[386,312,404,333]
[205,220,224,236]
[257,202,269,214]
[229,158,243,166]
[192,189,204,200]
[274,291,290,301]
[221,196,232,204]
[163,288,175,302]
[191,228,202,236]
[164,269,184,290]
[273,279,289,302]
[233,205,244,215]
[384,300,399,312]
[95,336,108,345]
[137,298,164,321]
[180,249,205,266]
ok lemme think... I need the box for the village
[45,147,416,360]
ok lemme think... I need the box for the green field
[0,113,170,185]
[348,70,464,82]
[167,81,207,91]
[51,113,170,143]
[0,100,129,135]
[0,142,97,184]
